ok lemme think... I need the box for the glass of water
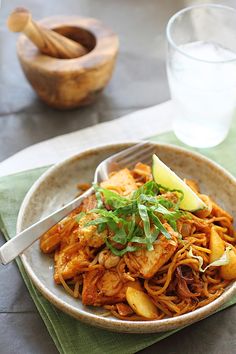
[166,4,236,148]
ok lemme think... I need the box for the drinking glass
[166,4,236,148]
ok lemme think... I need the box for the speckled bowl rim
[17,142,236,333]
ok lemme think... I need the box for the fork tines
[112,141,156,169]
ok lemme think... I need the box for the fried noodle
[40,162,236,321]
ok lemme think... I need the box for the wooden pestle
[7,8,88,59]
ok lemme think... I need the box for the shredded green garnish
[149,211,171,240]
[78,180,184,256]
[105,239,140,256]
[138,204,153,251]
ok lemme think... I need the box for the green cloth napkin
[0,121,236,354]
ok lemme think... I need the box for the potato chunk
[126,287,158,319]
[209,228,225,263]
[220,247,236,280]
[54,247,89,283]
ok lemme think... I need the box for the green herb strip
[97,223,106,233]
[85,217,109,227]
[108,220,127,245]
[90,209,122,224]
[148,211,171,240]
[101,188,128,209]
[131,180,159,199]
[127,214,136,241]
[93,184,128,210]
[138,204,153,251]
[105,239,139,256]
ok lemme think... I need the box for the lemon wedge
[152,154,207,211]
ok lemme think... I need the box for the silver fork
[0,141,156,265]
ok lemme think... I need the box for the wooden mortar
[16,16,119,109]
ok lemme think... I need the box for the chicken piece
[125,230,178,279]
[54,246,90,283]
[82,267,141,306]
[82,268,123,306]
[78,213,107,248]
[40,226,62,254]
[132,162,152,183]
[132,163,152,184]
[100,168,137,196]
[40,214,78,254]
[40,194,97,254]
[80,194,97,212]
[133,162,151,177]
[211,201,234,235]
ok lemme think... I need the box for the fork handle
[0,188,93,265]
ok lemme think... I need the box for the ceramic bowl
[17,142,236,333]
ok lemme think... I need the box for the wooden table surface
[0,1,236,353]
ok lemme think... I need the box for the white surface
[0,100,173,177]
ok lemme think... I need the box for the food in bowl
[40,155,236,321]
